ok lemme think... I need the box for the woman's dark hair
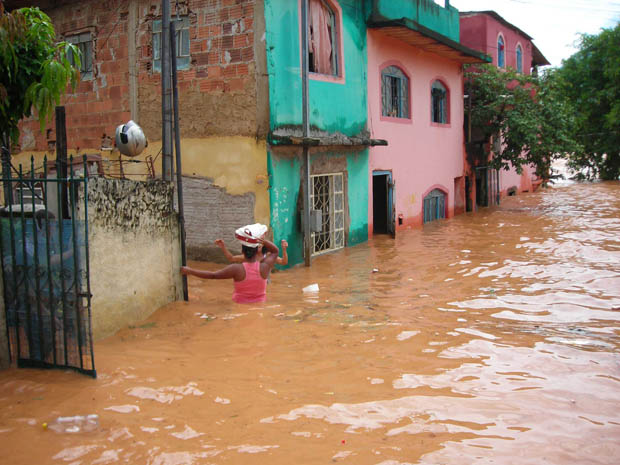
[242,245,258,259]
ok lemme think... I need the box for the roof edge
[368,15,491,64]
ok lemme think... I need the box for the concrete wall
[367,29,465,232]
[366,0,461,43]
[85,178,183,340]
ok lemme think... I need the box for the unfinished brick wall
[15,0,263,153]
[182,176,255,261]
[17,0,132,153]
[135,0,261,140]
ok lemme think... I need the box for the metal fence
[0,156,95,377]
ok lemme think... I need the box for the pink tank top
[232,261,267,304]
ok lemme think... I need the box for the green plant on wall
[464,63,580,182]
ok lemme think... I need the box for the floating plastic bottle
[43,414,99,433]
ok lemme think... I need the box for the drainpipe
[301,0,312,266]
[161,0,173,181]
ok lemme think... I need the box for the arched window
[308,0,340,76]
[497,35,505,68]
[381,66,409,118]
[431,80,448,124]
[423,189,446,223]
[516,44,523,73]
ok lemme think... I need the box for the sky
[447,0,620,67]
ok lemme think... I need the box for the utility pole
[170,21,188,301]
[301,0,312,266]
[161,0,173,181]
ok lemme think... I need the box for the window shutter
[381,73,390,116]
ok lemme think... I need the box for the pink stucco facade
[460,14,534,74]
[460,12,542,198]
[367,29,466,235]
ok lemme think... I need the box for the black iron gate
[0,156,95,377]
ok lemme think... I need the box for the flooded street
[1,181,619,465]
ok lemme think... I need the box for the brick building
[8,0,270,261]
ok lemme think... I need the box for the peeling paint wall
[86,178,182,340]
[263,0,368,137]
[268,147,368,268]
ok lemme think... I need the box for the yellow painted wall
[9,135,270,226]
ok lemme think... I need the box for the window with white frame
[431,80,448,124]
[308,0,340,76]
[153,16,190,72]
[497,35,505,68]
[66,32,93,80]
[381,66,409,119]
[516,44,523,73]
[311,173,345,255]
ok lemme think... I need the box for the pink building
[366,12,488,235]
[460,11,550,202]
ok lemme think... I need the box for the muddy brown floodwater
[1,181,619,465]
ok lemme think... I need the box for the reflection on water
[1,182,619,464]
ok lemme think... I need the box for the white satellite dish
[115,120,148,157]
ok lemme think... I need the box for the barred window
[381,66,409,119]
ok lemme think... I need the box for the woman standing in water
[181,224,279,304]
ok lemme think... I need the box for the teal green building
[264,0,371,267]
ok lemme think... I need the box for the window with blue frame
[381,66,409,119]
[498,35,505,68]
[516,44,523,73]
[153,16,190,72]
[431,80,448,124]
[423,189,446,223]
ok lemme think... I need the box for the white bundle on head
[234,223,268,248]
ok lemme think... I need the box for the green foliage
[0,4,80,144]
[464,64,580,181]
[553,23,620,180]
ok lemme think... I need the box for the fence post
[1,132,12,206]
[55,107,69,219]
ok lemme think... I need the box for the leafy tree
[464,64,580,182]
[0,4,79,147]
[553,23,620,180]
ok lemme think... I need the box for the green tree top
[1,4,80,145]
[553,23,620,180]
[464,64,580,181]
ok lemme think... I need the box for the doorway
[373,171,394,235]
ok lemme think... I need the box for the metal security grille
[0,156,95,377]
[423,189,446,223]
[475,166,500,207]
[311,173,344,255]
